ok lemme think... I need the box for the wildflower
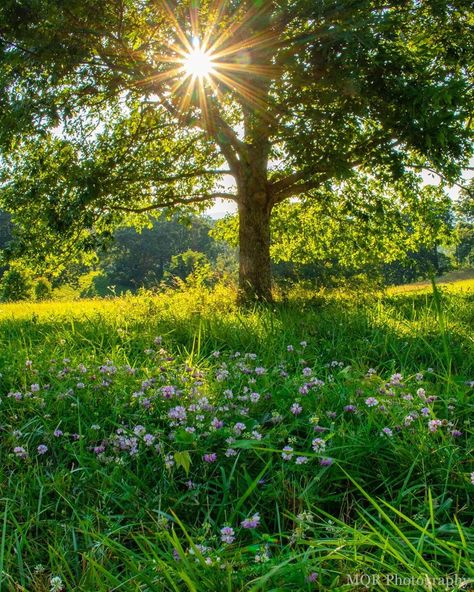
[303,367,312,377]
[312,438,326,452]
[14,446,28,459]
[471,472,474,486]
[344,405,357,413]
[365,397,379,407]
[295,456,308,465]
[203,453,217,463]
[161,385,176,399]
[8,391,22,400]
[380,427,393,437]
[241,513,260,529]
[143,433,155,446]
[428,419,442,433]
[417,388,426,399]
[287,345,294,352]
[165,453,175,468]
[185,480,195,490]
[53,429,63,437]
[37,444,48,455]
[291,402,303,415]
[307,572,318,583]
[220,526,235,544]
[255,367,266,376]
[225,448,237,457]
[299,384,310,395]
[451,429,462,437]
[251,430,262,440]
[366,368,377,377]
[390,373,403,386]
[30,383,40,392]
[300,341,307,348]
[168,406,187,421]
[49,576,64,592]
[319,457,333,467]
[282,445,294,460]
[91,424,100,431]
[249,392,260,403]
[233,422,246,435]
[25,360,33,368]
[421,407,430,416]
[211,417,224,429]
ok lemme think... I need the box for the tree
[0,0,472,300]
[100,214,221,290]
[453,180,474,266]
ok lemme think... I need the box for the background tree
[453,180,474,266]
[0,0,472,300]
[100,214,222,290]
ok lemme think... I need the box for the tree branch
[107,192,237,213]
[409,165,473,193]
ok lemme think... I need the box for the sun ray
[146,0,279,121]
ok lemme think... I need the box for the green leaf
[174,451,192,475]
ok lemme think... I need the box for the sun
[183,38,215,79]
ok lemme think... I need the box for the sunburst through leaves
[146,0,280,121]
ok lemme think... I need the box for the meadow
[0,280,473,591]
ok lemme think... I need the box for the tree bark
[238,191,273,302]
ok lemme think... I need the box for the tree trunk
[238,195,272,302]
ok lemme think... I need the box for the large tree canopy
[0,0,473,299]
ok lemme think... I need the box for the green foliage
[164,249,214,287]
[33,276,52,301]
[0,0,472,296]
[0,268,31,301]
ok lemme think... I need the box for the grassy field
[0,280,473,591]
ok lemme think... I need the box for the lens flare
[183,38,215,78]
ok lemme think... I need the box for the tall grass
[0,280,472,590]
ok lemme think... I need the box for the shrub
[0,268,31,301]
[34,276,52,301]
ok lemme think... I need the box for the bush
[0,268,31,301]
[34,276,52,301]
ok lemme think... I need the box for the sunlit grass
[0,280,472,590]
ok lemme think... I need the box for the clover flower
[319,457,333,467]
[365,397,379,407]
[312,438,326,452]
[241,513,260,529]
[14,446,28,459]
[291,402,303,415]
[220,526,235,544]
